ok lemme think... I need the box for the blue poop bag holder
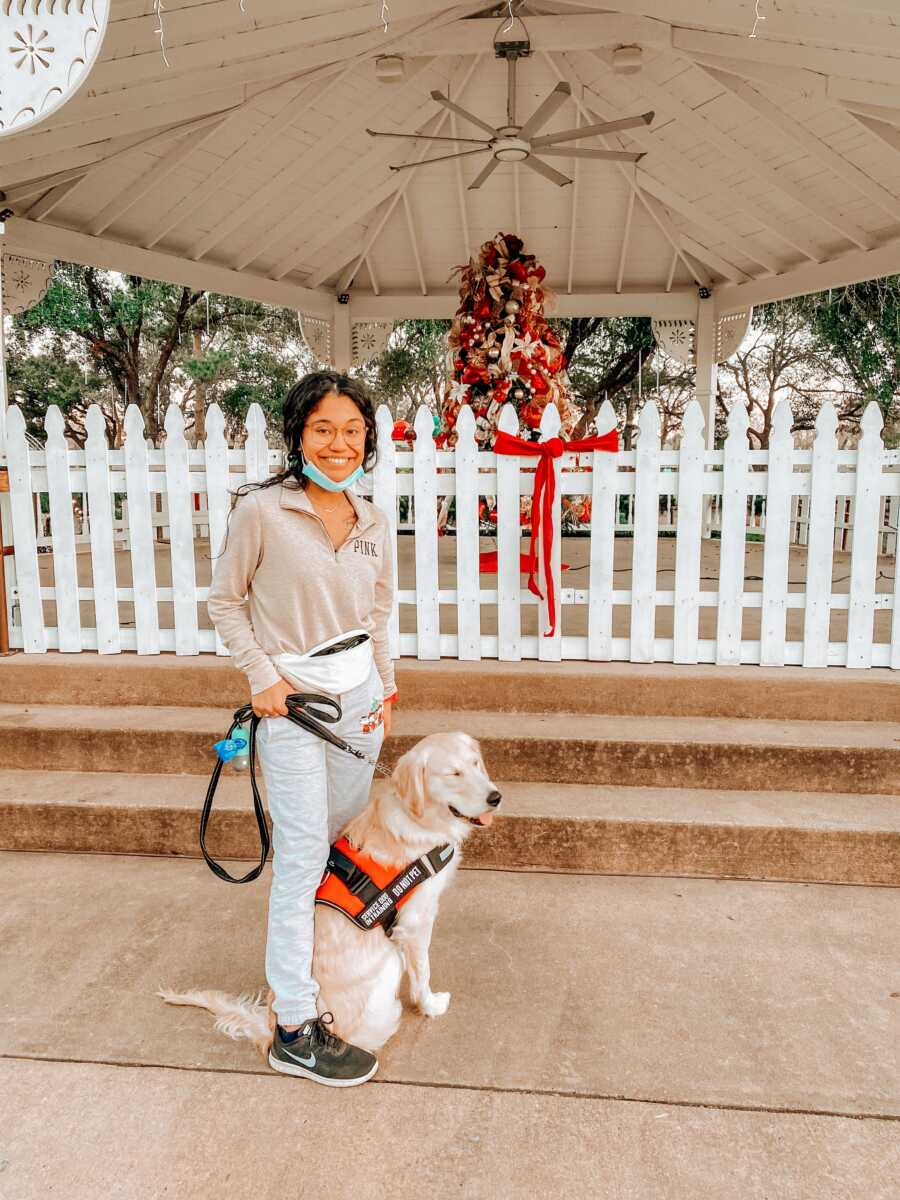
[202,692,387,885]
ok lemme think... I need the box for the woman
[208,371,397,1087]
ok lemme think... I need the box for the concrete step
[1,702,898,795]
[2,851,898,1123]
[3,652,898,722]
[2,769,898,885]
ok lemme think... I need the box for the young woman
[208,370,397,1087]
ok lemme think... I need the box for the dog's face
[392,732,501,836]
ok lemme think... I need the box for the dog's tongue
[476,812,494,827]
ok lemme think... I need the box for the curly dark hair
[213,371,378,557]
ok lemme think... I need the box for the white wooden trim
[845,403,884,667]
[716,403,750,664]
[413,405,440,659]
[802,403,839,667]
[349,290,699,320]
[759,402,793,667]
[163,404,199,655]
[672,400,704,662]
[5,406,46,652]
[4,218,334,318]
[630,401,660,661]
[123,405,161,655]
[372,406,400,660]
[496,403,522,661]
[454,405,481,660]
[84,406,121,654]
[716,238,900,315]
[43,406,82,653]
[587,400,617,660]
[537,403,563,660]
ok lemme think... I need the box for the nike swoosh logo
[284,1047,316,1068]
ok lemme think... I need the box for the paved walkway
[2,851,899,1198]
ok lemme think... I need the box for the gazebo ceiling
[2,0,900,319]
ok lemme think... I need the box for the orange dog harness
[316,836,455,936]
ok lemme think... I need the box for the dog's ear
[393,747,429,818]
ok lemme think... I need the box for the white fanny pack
[274,629,374,696]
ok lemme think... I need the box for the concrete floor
[2,851,899,1198]
[32,533,897,645]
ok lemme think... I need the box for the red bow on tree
[492,428,619,637]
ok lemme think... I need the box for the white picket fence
[2,396,898,668]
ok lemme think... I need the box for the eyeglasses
[305,423,367,445]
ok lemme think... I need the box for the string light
[380,0,390,33]
[501,0,515,35]
[154,0,170,68]
[749,0,765,38]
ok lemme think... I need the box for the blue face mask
[301,461,365,492]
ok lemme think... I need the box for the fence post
[413,405,439,659]
[846,402,884,667]
[124,404,161,654]
[85,405,121,653]
[673,400,705,664]
[802,402,838,667]
[759,401,793,667]
[630,401,661,662]
[537,402,562,661]
[587,399,618,661]
[373,405,400,660]
[454,405,481,660]
[716,402,750,664]
[496,403,521,661]
[45,405,83,652]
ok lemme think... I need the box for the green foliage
[364,320,449,416]
[792,280,900,418]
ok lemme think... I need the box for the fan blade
[532,111,654,147]
[518,82,572,140]
[430,90,499,138]
[390,148,490,173]
[523,157,572,187]
[367,129,491,146]
[539,147,644,162]
[468,157,500,190]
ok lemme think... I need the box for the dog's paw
[419,990,451,1018]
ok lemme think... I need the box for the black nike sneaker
[268,1013,378,1087]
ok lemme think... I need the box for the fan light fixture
[366,10,653,189]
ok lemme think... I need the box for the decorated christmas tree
[439,233,577,448]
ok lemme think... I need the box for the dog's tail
[158,987,272,1059]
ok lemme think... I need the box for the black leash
[200,692,390,884]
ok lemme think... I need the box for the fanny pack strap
[200,692,346,884]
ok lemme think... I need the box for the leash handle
[200,692,341,884]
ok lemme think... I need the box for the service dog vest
[315,836,455,936]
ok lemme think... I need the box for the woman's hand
[251,678,295,718]
[383,699,393,738]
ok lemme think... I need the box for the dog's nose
[486,790,502,807]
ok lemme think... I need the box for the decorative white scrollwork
[2,252,53,313]
[351,321,392,367]
[298,313,333,366]
[652,309,753,366]
[0,0,110,136]
[715,309,753,362]
[651,317,694,365]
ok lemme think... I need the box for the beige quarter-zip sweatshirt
[207,481,397,700]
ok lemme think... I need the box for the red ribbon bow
[492,428,619,636]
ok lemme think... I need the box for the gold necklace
[311,494,351,515]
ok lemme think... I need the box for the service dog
[160,731,501,1054]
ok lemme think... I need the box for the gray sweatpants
[257,663,385,1025]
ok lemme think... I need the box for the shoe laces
[310,1011,344,1056]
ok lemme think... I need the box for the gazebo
[0,0,898,668]
[2,2,900,419]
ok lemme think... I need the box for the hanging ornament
[505,299,521,316]
[488,347,500,361]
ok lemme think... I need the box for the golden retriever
[160,731,501,1055]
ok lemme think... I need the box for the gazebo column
[694,292,718,449]
[332,296,352,372]
[0,224,15,654]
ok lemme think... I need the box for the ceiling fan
[365,16,654,189]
